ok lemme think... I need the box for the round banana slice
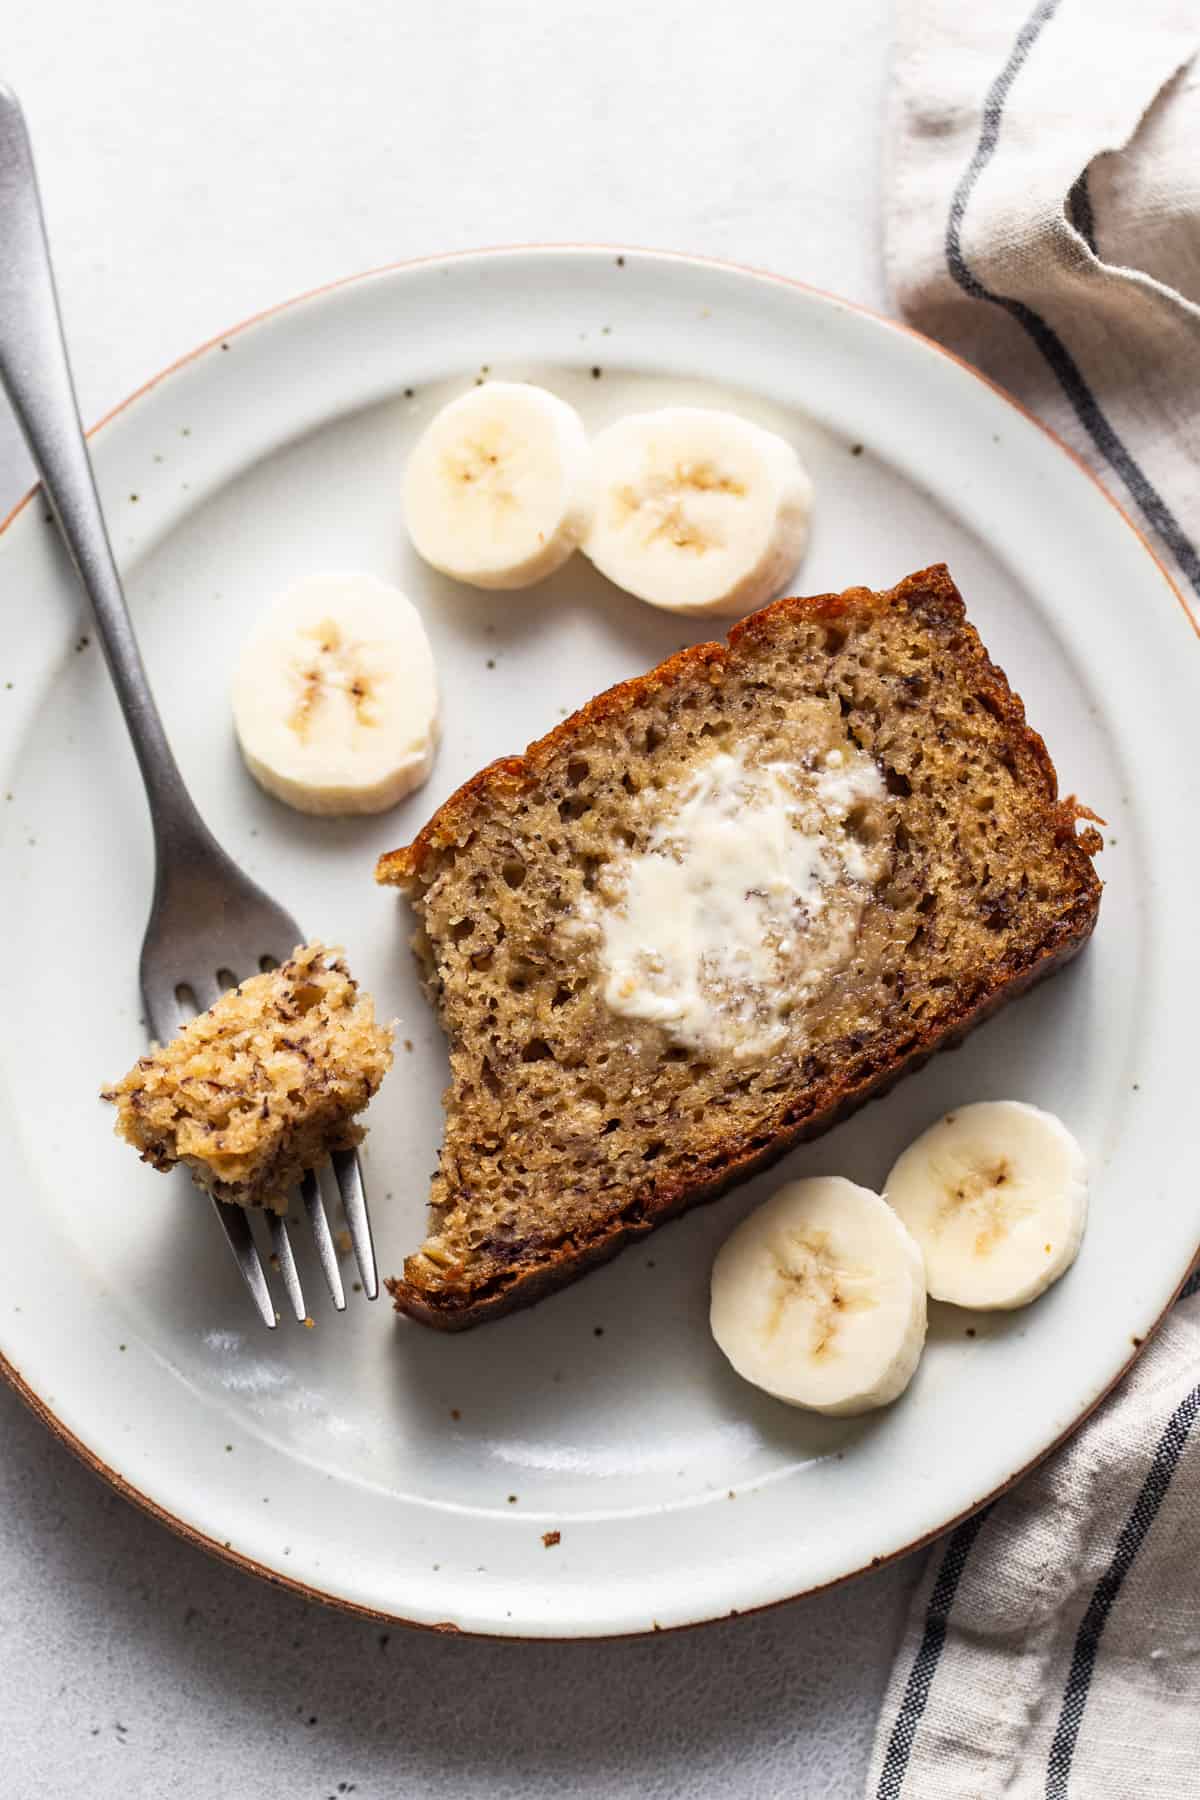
[583,406,813,617]
[884,1102,1088,1311]
[710,1177,927,1415]
[402,381,593,589]
[232,572,439,816]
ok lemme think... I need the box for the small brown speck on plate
[542,1530,561,1548]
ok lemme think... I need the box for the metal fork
[0,85,378,1327]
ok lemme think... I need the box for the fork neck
[61,493,213,854]
[36,437,214,860]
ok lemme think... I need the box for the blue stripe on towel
[944,0,1200,597]
[874,1507,992,1798]
[1045,1384,1200,1796]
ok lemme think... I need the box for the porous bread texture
[102,943,394,1211]
[377,566,1102,1329]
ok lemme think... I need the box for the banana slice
[884,1102,1088,1311]
[583,406,813,617]
[402,382,592,589]
[232,572,439,816]
[710,1177,927,1415]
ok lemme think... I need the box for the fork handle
[0,84,206,850]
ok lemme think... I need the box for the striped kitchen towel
[885,0,1200,608]
[870,6,1200,1796]
[867,1274,1200,1798]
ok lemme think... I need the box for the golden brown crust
[377,567,1069,889]
[377,566,1102,1330]
[384,919,1090,1328]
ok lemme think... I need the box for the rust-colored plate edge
[1,243,1195,1640]
[4,1253,1194,1642]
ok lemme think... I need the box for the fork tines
[211,1152,378,1328]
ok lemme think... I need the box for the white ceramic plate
[1,247,1196,1638]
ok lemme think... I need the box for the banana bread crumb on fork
[101,942,393,1211]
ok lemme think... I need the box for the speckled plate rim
[1,244,1197,1640]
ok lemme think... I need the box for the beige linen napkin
[869,6,1200,1795]
[887,0,1200,603]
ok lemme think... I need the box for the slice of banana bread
[102,943,393,1211]
[376,566,1102,1330]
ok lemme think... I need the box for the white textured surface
[0,2,920,1794]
